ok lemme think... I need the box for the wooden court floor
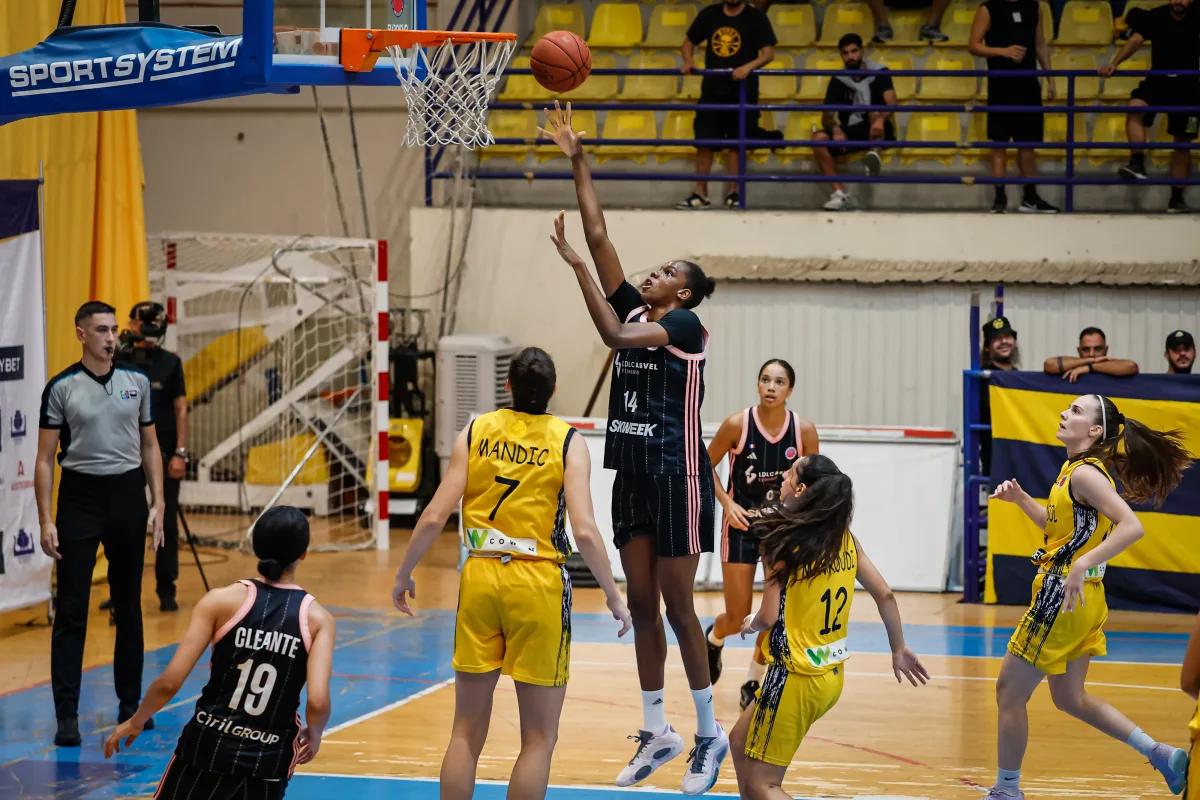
[0,526,1194,799]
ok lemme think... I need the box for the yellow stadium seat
[902,112,961,164]
[938,0,981,46]
[1100,49,1151,99]
[498,56,553,101]
[596,110,658,163]
[561,53,618,100]
[1037,112,1087,162]
[819,2,874,46]
[537,110,599,159]
[246,434,328,486]
[769,4,817,47]
[760,54,798,100]
[657,110,697,162]
[533,3,587,41]
[588,3,644,48]
[681,51,704,99]
[1088,113,1128,164]
[1056,0,1113,45]
[874,51,917,100]
[1048,50,1100,100]
[1150,115,1176,165]
[644,3,697,47]
[797,51,845,101]
[185,326,270,400]
[618,52,680,100]
[747,110,780,164]
[480,110,538,160]
[884,9,927,46]
[964,110,990,161]
[918,50,978,100]
[778,110,824,163]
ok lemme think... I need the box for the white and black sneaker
[823,189,856,211]
[1118,160,1148,180]
[681,725,730,795]
[676,192,712,210]
[615,726,685,787]
[864,149,883,176]
[1019,194,1060,213]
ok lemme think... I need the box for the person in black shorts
[702,359,818,711]
[104,506,336,800]
[813,34,899,211]
[542,102,729,795]
[677,0,778,210]
[969,0,1060,213]
[1101,0,1200,213]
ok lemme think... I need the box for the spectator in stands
[969,0,1060,214]
[1165,329,1195,374]
[1100,0,1200,214]
[1043,326,1140,381]
[678,0,779,210]
[866,0,952,43]
[814,34,899,211]
[980,315,1019,475]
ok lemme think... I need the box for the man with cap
[1165,330,1195,374]
[979,316,1018,475]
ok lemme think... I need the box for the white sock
[708,627,725,647]
[691,686,718,738]
[746,657,766,682]
[996,768,1021,794]
[641,689,667,733]
[1126,727,1157,758]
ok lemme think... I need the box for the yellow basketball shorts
[453,556,572,687]
[744,663,844,767]
[1008,572,1108,675]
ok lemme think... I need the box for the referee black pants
[156,469,181,603]
[52,467,149,721]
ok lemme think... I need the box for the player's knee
[520,725,559,752]
[994,672,1029,707]
[661,594,698,632]
[626,592,661,627]
[1050,687,1085,716]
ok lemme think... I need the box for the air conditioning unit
[435,334,519,460]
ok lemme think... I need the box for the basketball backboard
[256,0,429,85]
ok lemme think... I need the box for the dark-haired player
[105,506,335,799]
[542,102,726,795]
[392,347,631,800]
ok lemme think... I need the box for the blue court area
[0,608,1187,799]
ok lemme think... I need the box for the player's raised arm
[539,101,626,295]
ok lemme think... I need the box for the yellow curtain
[0,0,149,375]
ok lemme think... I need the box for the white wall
[411,208,1200,428]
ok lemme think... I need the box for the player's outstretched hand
[990,479,1025,504]
[551,211,586,269]
[104,718,144,758]
[609,596,633,637]
[891,646,930,686]
[392,571,416,616]
[537,100,585,158]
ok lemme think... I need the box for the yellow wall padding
[246,434,330,486]
[183,326,271,399]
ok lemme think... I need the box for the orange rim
[340,28,517,73]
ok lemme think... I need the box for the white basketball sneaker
[615,726,685,787]
[681,724,729,795]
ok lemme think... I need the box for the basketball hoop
[341,29,517,149]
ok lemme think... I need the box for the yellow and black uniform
[1008,457,1114,675]
[1187,702,1200,800]
[454,408,576,686]
[745,531,857,766]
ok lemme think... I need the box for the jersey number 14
[623,391,638,413]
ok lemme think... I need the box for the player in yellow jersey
[390,347,631,800]
[989,393,1192,799]
[1182,610,1200,800]
[727,454,930,798]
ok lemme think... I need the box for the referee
[35,301,165,747]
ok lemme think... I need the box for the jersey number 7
[489,476,521,521]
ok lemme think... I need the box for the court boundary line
[325,677,455,734]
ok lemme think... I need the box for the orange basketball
[530,30,592,93]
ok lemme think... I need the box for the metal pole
[737,79,748,208]
[1065,75,1076,212]
[993,282,1004,319]
[962,293,982,603]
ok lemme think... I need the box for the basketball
[530,30,591,93]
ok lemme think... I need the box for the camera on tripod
[117,301,168,358]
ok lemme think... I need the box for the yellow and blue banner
[985,371,1200,613]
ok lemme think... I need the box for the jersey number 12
[819,587,848,636]
[229,659,278,716]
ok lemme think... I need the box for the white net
[147,233,382,553]
[387,35,516,149]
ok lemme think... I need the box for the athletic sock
[708,627,725,647]
[1126,727,1157,758]
[1130,153,1146,171]
[746,657,766,682]
[996,768,1021,795]
[691,686,718,738]
[641,689,668,734]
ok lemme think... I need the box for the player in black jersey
[703,359,818,710]
[542,101,727,796]
[104,507,335,799]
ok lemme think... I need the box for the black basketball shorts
[612,471,715,558]
[154,757,288,800]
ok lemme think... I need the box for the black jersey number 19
[489,476,521,521]
[819,587,848,636]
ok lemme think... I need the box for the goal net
[148,233,388,552]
